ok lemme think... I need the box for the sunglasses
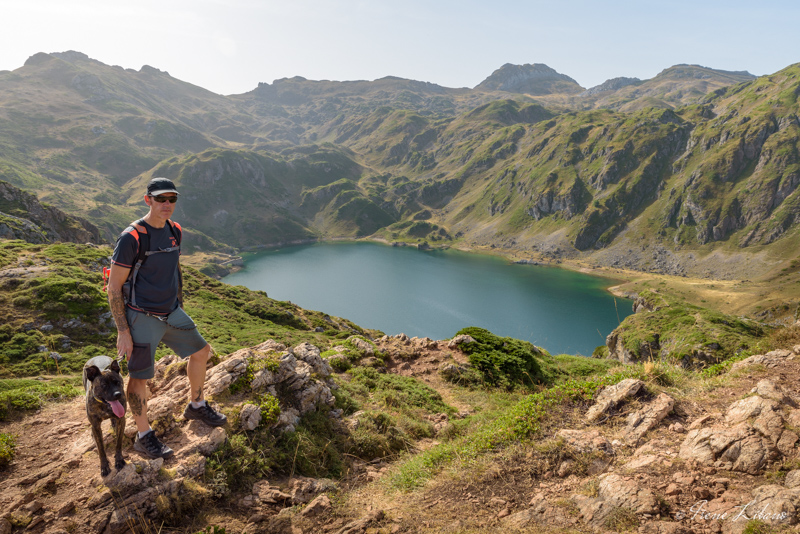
[150,195,178,204]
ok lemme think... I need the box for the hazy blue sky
[1,0,798,95]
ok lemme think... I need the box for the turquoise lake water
[222,241,631,356]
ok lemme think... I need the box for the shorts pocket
[126,308,140,327]
[167,309,197,331]
[128,343,151,373]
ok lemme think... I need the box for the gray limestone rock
[585,378,645,422]
[624,392,675,445]
[447,334,475,349]
[240,403,261,431]
[679,422,779,475]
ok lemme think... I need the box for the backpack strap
[166,220,184,307]
[124,219,150,309]
[123,219,182,309]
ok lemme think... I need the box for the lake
[222,241,631,356]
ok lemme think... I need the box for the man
[107,177,226,459]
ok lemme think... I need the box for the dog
[83,355,127,476]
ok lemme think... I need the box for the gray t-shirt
[111,220,181,314]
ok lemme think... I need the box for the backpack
[103,218,183,309]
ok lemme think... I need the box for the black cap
[147,177,179,196]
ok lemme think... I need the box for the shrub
[455,327,555,387]
[258,394,281,427]
[0,433,16,469]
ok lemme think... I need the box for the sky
[0,0,798,96]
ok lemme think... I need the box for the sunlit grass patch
[388,367,644,491]
[0,376,82,420]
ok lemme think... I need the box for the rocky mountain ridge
[0,51,795,284]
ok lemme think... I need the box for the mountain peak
[475,63,583,96]
[655,64,755,82]
[580,77,642,97]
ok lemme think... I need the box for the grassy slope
[0,239,372,379]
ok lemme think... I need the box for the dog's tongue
[109,400,125,418]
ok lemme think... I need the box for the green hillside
[0,51,797,297]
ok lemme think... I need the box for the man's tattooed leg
[129,391,144,416]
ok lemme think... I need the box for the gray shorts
[126,307,208,380]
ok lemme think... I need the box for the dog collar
[93,395,107,404]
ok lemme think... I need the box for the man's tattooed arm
[108,287,129,334]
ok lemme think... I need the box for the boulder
[301,494,332,517]
[294,342,334,375]
[204,355,248,396]
[679,423,779,475]
[288,476,336,504]
[725,395,780,425]
[743,484,800,525]
[785,470,800,489]
[439,362,472,382]
[447,334,475,349]
[753,379,797,408]
[585,378,645,422]
[598,473,660,514]
[252,480,291,505]
[240,403,261,431]
[252,481,287,503]
[731,350,793,372]
[147,340,336,435]
[623,392,674,445]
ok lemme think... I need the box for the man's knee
[189,344,211,364]
[127,377,147,391]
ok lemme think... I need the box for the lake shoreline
[222,240,632,355]
[205,235,746,319]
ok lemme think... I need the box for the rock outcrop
[679,379,799,474]
[0,180,103,244]
[585,378,645,422]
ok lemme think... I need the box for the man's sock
[191,400,205,409]
[138,428,153,439]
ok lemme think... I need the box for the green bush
[455,327,555,387]
[345,410,410,459]
[258,394,281,427]
[0,433,16,469]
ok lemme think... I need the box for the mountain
[580,76,642,97]
[0,51,797,284]
[572,65,757,111]
[475,63,584,95]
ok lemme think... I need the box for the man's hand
[117,329,133,360]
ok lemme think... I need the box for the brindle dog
[83,355,127,476]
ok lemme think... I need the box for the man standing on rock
[107,177,226,460]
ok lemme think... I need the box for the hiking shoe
[184,401,227,427]
[133,430,174,459]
